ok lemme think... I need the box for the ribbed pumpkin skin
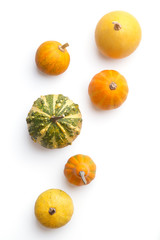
[64,154,96,186]
[35,41,70,75]
[88,70,128,110]
[26,94,82,149]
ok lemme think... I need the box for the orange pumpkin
[64,154,96,186]
[35,41,70,75]
[88,70,128,110]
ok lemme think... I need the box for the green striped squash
[26,94,82,149]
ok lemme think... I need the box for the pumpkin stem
[49,208,56,215]
[112,21,121,31]
[109,82,117,90]
[50,115,64,123]
[79,171,87,185]
[58,43,69,52]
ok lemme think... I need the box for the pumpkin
[95,11,141,58]
[88,70,129,110]
[35,41,70,75]
[35,189,74,228]
[26,94,82,149]
[64,154,96,186]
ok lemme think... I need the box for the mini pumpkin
[35,189,74,228]
[35,41,70,75]
[26,94,82,149]
[95,11,141,58]
[64,154,96,186]
[88,70,129,110]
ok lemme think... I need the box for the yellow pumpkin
[35,189,74,228]
[95,11,142,58]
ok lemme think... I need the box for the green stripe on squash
[26,94,82,149]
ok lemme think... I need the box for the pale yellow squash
[35,189,74,228]
[95,11,142,58]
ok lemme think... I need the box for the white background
[0,0,160,239]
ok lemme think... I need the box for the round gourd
[95,11,141,58]
[88,70,128,110]
[35,189,74,228]
[26,94,82,149]
[64,154,96,186]
[35,41,70,75]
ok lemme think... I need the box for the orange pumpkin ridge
[64,154,96,186]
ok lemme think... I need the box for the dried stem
[79,171,87,185]
[109,82,117,90]
[50,115,64,123]
[112,21,121,31]
[58,43,69,52]
[49,208,56,215]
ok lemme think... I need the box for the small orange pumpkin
[88,70,129,110]
[35,41,70,75]
[64,154,96,186]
